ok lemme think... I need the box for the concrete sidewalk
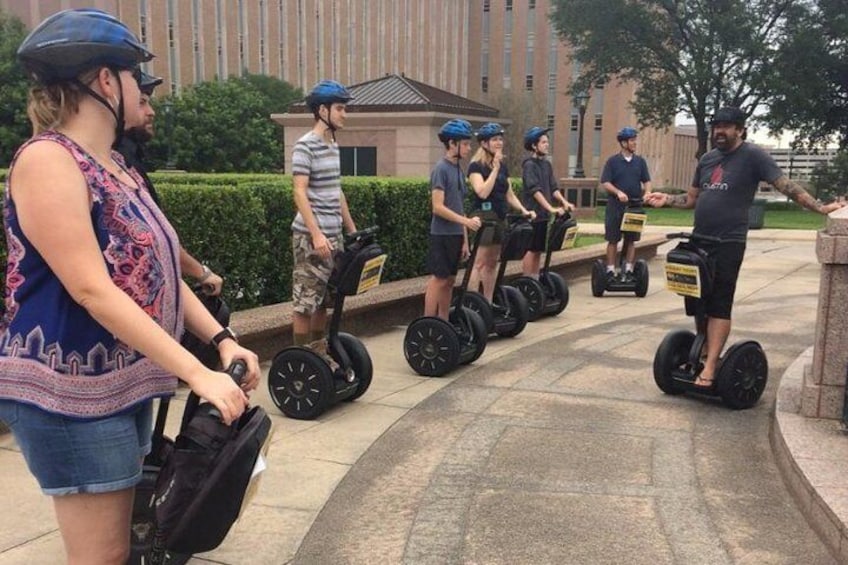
[0,229,843,564]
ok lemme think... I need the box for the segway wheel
[452,306,488,364]
[591,260,606,297]
[268,347,335,420]
[634,260,649,297]
[404,317,461,377]
[338,332,373,401]
[717,341,768,410]
[541,272,569,316]
[460,290,495,333]
[494,285,529,338]
[653,330,694,395]
[513,276,546,321]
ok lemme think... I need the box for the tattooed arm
[645,186,698,209]
[772,176,844,214]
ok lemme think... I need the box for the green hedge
[0,172,496,310]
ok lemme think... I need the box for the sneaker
[606,270,616,283]
[624,271,635,283]
[305,338,341,374]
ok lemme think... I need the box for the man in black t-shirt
[647,107,844,387]
[116,72,224,295]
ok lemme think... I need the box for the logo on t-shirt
[703,164,728,191]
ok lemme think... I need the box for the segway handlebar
[344,226,379,245]
[227,359,247,385]
[665,232,722,245]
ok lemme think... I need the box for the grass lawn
[582,204,826,230]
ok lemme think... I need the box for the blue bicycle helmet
[523,126,551,151]
[438,119,473,143]
[305,80,353,111]
[476,122,505,142]
[616,126,638,142]
[18,8,153,85]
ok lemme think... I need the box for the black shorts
[527,220,548,252]
[426,234,464,278]
[685,242,746,320]
[605,205,641,244]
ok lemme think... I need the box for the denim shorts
[0,400,153,496]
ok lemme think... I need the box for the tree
[490,90,547,176]
[0,10,31,166]
[146,77,286,172]
[549,0,811,157]
[810,151,848,202]
[767,0,848,149]
[237,73,303,115]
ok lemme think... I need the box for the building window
[139,0,148,45]
[525,75,533,91]
[504,49,511,77]
[594,114,603,130]
[547,115,555,129]
[506,0,513,11]
[529,0,536,8]
[505,10,513,35]
[482,76,489,93]
[548,73,557,90]
[571,114,578,131]
[483,0,490,12]
[340,147,377,176]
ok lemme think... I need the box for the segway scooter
[458,215,533,338]
[404,227,489,377]
[513,212,577,320]
[130,287,232,565]
[653,232,768,409]
[268,227,386,420]
[591,197,649,297]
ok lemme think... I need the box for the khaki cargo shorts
[292,232,341,315]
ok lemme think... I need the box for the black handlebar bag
[152,398,273,556]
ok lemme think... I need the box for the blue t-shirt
[468,160,510,219]
[522,157,559,220]
[692,142,782,241]
[430,157,467,235]
[600,153,650,211]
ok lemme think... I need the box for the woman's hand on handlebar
[190,367,249,425]
[217,339,261,393]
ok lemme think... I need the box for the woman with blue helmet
[600,126,652,281]
[520,126,574,277]
[467,122,535,301]
[291,79,358,352]
[3,9,259,562]
[423,119,482,319]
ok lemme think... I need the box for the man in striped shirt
[291,80,357,348]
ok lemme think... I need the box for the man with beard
[116,71,224,295]
[646,106,843,387]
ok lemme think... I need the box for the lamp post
[163,99,176,170]
[573,90,590,178]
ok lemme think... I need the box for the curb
[771,347,848,562]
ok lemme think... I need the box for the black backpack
[152,390,273,555]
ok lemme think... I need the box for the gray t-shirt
[692,142,782,241]
[429,157,467,235]
[290,131,343,236]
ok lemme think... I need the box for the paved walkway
[0,229,840,564]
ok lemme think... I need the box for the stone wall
[803,207,848,419]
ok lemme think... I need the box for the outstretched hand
[644,192,667,208]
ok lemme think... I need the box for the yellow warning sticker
[356,254,387,294]
[621,212,647,233]
[664,262,701,298]
[561,226,579,249]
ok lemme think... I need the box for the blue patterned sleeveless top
[0,131,183,418]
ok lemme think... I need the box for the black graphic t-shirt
[692,142,782,240]
[468,160,510,219]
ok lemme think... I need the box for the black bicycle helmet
[138,71,163,96]
[523,126,551,151]
[305,80,353,111]
[17,8,153,85]
[438,119,473,143]
[476,122,505,142]
[616,126,638,142]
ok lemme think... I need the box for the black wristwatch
[210,326,238,348]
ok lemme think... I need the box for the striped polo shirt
[291,131,343,237]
